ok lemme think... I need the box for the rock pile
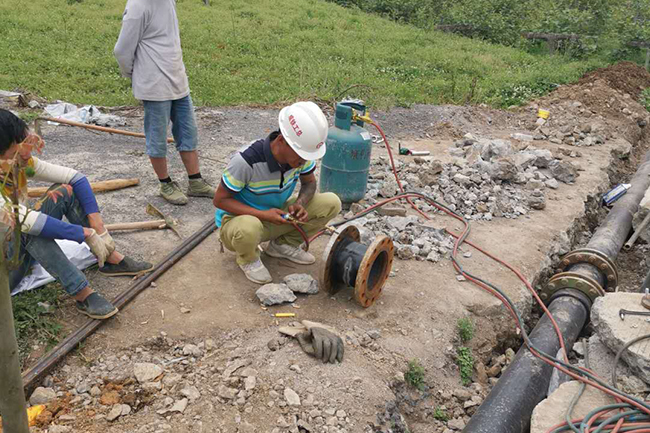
[362,135,579,223]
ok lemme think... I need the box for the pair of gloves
[279,320,344,364]
[85,229,116,267]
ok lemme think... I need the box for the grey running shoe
[265,240,315,265]
[187,178,215,198]
[239,259,273,284]
[76,292,118,320]
[160,181,188,205]
[99,256,154,277]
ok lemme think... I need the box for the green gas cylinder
[320,101,373,204]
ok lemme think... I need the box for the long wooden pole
[28,178,140,198]
[37,117,174,143]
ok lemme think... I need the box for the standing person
[0,109,153,319]
[114,0,214,205]
[214,102,342,284]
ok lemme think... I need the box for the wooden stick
[28,178,139,198]
[37,117,174,143]
[105,220,167,231]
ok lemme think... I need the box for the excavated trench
[377,100,650,433]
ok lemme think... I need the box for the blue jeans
[9,185,90,296]
[143,95,199,158]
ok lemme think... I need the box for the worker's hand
[261,208,290,225]
[83,228,110,267]
[99,230,116,255]
[288,203,308,223]
[296,327,344,364]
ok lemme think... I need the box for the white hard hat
[278,101,328,160]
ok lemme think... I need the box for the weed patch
[457,317,474,343]
[12,284,64,363]
[456,347,474,386]
[404,359,426,391]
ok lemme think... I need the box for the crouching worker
[214,102,342,284]
[0,109,153,319]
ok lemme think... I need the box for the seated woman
[0,109,152,319]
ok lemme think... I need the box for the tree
[0,133,46,433]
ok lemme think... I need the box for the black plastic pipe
[465,150,650,433]
[464,294,590,433]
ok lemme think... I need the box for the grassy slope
[0,0,606,108]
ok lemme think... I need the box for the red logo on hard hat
[316,142,324,149]
[289,115,302,137]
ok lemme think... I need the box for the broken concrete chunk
[530,381,615,433]
[545,178,559,189]
[591,293,650,385]
[549,160,579,183]
[511,133,534,142]
[170,398,188,413]
[218,385,238,400]
[107,404,123,422]
[256,283,297,306]
[283,273,319,295]
[181,385,201,402]
[29,387,56,405]
[532,149,554,168]
[284,387,301,406]
[133,363,163,383]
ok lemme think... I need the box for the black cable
[612,333,650,388]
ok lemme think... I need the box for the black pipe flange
[320,224,394,308]
[557,248,618,291]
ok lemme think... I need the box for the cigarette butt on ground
[273,313,296,318]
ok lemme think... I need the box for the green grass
[12,283,63,362]
[433,406,449,422]
[457,317,474,343]
[404,359,426,390]
[0,0,606,108]
[456,346,474,386]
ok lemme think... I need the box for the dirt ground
[9,62,650,433]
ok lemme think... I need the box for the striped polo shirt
[215,131,316,227]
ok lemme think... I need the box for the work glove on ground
[279,320,344,364]
[99,230,116,255]
[85,229,110,267]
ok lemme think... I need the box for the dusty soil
[9,62,650,433]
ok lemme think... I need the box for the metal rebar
[22,219,216,393]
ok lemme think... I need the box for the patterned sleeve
[300,160,316,176]
[221,153,252,193]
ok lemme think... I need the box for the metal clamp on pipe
[320,225,394,308]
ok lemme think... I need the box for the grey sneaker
[239,259,273,284]
[264,240,315,265]
[160,181,188,205]
[76,292,118,320]
[99,256,154,277]
[187,178,215,198]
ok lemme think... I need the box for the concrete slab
[592,293,650,385]
[531,381,616,433]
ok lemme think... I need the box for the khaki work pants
[220,192,342,265]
